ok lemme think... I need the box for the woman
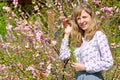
[59,3,113,80]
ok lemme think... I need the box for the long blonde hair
[70,3,101,47]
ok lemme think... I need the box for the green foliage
[114,1,120,8]
[69,53,76,63]
[115,48,120,57]
[69,40,77,63]
[23,5,34,14]
[0,2,8,37]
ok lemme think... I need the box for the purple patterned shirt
[59,31,113,73]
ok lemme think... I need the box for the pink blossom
[101,16,106,18]
[25,42,29,48]
[47,64,52,70]
[26,65,35,71]
[92,0,101,4]
[44,64,52,77]
[48,55,56,61]
[36,31,43,41]
[34,5,39,11]
[40,36,47,43]
[0,64,11,71]
[2,6,11,12]
[108,13,113,17]
[13,27,22,31]
[51,40,57,46]
[13,26,30,31]
[40,62,44,68]
[59,16,66,21]
[116,43,120,48]
[11,78,20,80]
[6,24,12,31]
[95,11,100,15]
[71,3,77,8]
[64,72,72,79]
[17,63,22,67]
[0,64,6,71]
[4,71,9,78]
[116,8,120,13]
[118,25,120,30]
[2,43,10,48]
[13,0,18,8]
[0,42,18,51]
[26,65,39,78]
[54,1,63,14]
[24,26,31,30]
[47,10,52,14]
[11,12,16,16]
[101,7,114,13]
[59,10,63,14]
[110,43,116,48]
[83,0,88,2]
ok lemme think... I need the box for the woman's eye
[77,17,81,20]
[82,16,87,18]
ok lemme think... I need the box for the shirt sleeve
[85,31,114,73]
[59,38,71,60]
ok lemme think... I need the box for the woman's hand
[60,17,72,39]
[70,62,86,72]
[64,25,72,39]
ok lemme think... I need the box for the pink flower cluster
[101,7,114,13]
[101,7,114,17]
[0,64,11,79]
[83,0,88,2]
[26,65,39,78]
[0,64,11,71]
[2,6,11,13]
[13,0,18,7]
[92,0,101,4]
[110,42,120,48]
[118,25,120,30]
[54,0,63,14]
[0,42,18,51]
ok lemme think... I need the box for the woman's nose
[80,18,84,24]
[80,20,84,24]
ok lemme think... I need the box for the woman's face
[76,10,92,30]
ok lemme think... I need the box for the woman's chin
[81,27,88,30]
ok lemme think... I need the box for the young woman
[59,3,113,80]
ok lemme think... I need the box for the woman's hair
[70,3,101,47]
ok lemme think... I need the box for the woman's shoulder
[95,30,106,37]
[94,30,107,40]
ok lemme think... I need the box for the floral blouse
[59,31,113,73]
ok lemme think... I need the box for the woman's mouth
[82,22,87,26]
[80,22,87,28]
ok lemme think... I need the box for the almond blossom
[13,0,18,7]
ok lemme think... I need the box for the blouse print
[59,31,113,73]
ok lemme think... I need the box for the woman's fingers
[70,62,86,71]
[70,62,76,67]
[65,25,72,34]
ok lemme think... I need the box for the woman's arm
[59,25,72,60]
[59,38,71,60]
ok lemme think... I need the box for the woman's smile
[81,22,87,28]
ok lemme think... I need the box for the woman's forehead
[76,10,86,16]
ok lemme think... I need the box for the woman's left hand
[70,62,86,71]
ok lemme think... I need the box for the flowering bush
[0,0,120,80]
